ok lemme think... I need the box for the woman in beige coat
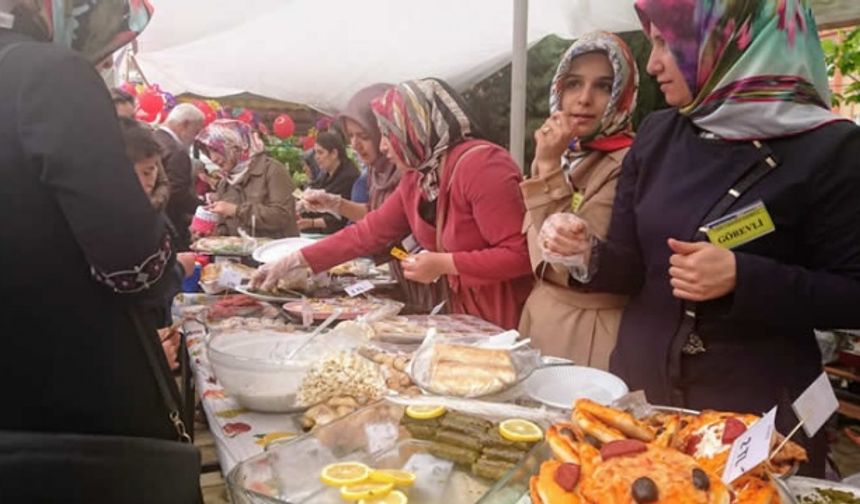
[519,32,639,369]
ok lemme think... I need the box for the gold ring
[541,126,551,134]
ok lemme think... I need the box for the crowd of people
[2,0,860,500]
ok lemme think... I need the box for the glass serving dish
[226,401,545,504]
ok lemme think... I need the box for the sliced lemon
[368,469,416,487]
[359,489,408,504]
[319,461,370,487]
[499,419,543,443]
[340,481,394,501]
[405,405,446,420]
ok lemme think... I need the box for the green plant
[264,136,308,188]
[822,28,860,107]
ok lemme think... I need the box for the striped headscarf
[371,79,482,203]
[550,31,639,160]
[195,119,265,175]
[635,0,845,140]
[2,0,154,63]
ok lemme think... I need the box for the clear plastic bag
[408,332,542,398]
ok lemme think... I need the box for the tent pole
[509,0,528,171]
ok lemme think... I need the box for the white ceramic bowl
[207,330,312,412]
[524,365,628,409]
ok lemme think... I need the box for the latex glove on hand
[300,189,342,215]
[401,252,456,284]
[251,251,309,292]
[538,213,593,266]
[667,238,737,301]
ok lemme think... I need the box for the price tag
[722,406,777,484]
[217,266,244,290]
[301,298,313,327]
[793,372,839,438]
[345,280,375,297]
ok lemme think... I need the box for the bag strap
[128,307,193,443]
[666,140,779,405]
[435,143,492,252]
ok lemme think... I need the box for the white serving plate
[524,365,628,409]
[252,237,316,264]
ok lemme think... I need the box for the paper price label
[722,406,777,484]
[345,280,375,297]
[301,299,313,327]
[217,267,244,290]
[793,372,839,438]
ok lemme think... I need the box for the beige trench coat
[214,155,299,238]
[518,148,630,370]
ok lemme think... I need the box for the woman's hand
[302,189,342,214]
[251,251,309,291]
[533,111,575,175]
[207,201,237,217]
[538,213,592,260]
[668,238,737,301]
[401,252,456,284]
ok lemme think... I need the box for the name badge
[703,201,775,249]
[571,191,585,213]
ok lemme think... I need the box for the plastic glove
[538,213,594,281]
[300,189,342,215]
[251,251,309,291]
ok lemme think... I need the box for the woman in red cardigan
[253,79,532,329]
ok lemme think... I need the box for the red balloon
[237,109,255,124]
[203,109,217,126]
[273,114,295,139]
[135,108,158,123]
[138,90,165,115]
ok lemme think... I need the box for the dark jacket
[304,160,360,233]
[153,128,199,250]
[213,154,299,238]
[590,109,860,448]
[0,30,177,440]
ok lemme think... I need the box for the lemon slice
[369,469,416,487]
[319,461,370,487]
[405,405,446,420]
[340,481,394,501]
[359,489,408,504]
[499,419,543,443]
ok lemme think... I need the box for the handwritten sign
[722,406,777,484]
[793,372,839,438]
[345,280,375,298]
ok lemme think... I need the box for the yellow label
[704,201,775,249]
[571,191,585,213]
[390,246,410,261]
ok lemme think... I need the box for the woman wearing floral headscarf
[519,32,638,368]
[254,79,532,329]
[551,0,860,473]
[196,119,299,238]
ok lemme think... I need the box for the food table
[173,293,860,504]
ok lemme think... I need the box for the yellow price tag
[703,201,775,249]
[571,191,585,213]
[390,246,410,261]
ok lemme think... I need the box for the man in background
[153,103,205,249]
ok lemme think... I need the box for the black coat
[589,109,860,467]
[0,31,176,440]
[153,128,200,250]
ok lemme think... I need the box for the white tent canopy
[135,0,642,113]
